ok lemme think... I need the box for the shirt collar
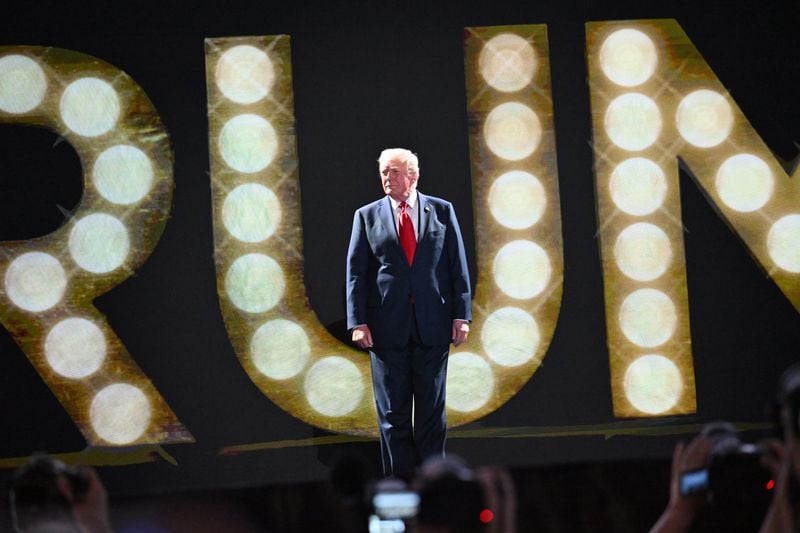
[388,190,418,211]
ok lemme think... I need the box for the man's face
[380,158,418,201]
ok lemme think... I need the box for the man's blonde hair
[378,148,419,175]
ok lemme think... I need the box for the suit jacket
[346,192,472,349]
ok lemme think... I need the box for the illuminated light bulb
[768,214,800,273]
[45,318,106,379]
[218,114,278,173]
[676,89,733,148]
[483,102,541,161]
[89,383,151,444]
[604,93,661,151]
[446,352,494,413]
[599,28,658,87]
[68,213,130,274]
[609,157,667,216]
[481,307,539,367]
[59,77,120,137]
[5,252,67,312]
[251,319,310,380]
[225,253,285,313]
[715,154,774,212]
[493,240,551,299]
[488,170,546,229]
[222,183,281,243]
[304,356,364,417]
[479,33,536,92]
[215,45,274,104]
[92,145,154,205]
[619,288,677,347]
[614,222,672,282]
[0,54,47,113]
[623,354,682,414]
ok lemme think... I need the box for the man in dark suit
[346,148,471,479]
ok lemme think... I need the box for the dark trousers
[369,316,449,480]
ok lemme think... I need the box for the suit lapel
[377,196,399,245]
[417,192,430,242]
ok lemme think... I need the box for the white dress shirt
[388,190,419,241]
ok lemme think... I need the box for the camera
[679,422,771,506]
[9,453,90,531]
[18,454,90,497]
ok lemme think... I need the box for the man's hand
[650,435,712,533]
[57,466,113,533]
[352,325,373,349]
[759,438,797,533]
[669,435,712,508]
[452,320,469,347]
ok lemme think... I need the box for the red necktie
[398,201,416,265]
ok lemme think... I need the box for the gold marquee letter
[0,47,192,445]
[587,20,800,417]
[206,26,563,436]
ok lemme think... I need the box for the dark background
[0,0,797,495]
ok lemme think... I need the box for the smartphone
[680,468,710,496]
[369,491,420,533]
[372,491,420,519]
